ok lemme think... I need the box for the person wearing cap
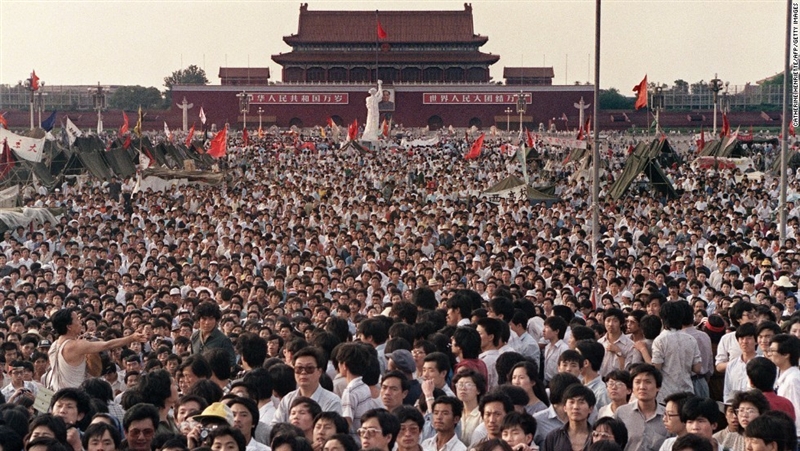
[187,402,235,449]
[387,349,423,406]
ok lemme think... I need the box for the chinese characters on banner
[423,93,531,104]
[250,93,349,104]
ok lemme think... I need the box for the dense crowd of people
[0,127,798,451]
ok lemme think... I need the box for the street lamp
[504,107,513,133]
[237,91,251,130]
[89,82,108,134]
[709,74,726,136]
[652,85,664,134]
[36,83,47,128]
[23,74,42,130]
[516,91,528,184]
[257,107,264,130]
[516,91,526,136]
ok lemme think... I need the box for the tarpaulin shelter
[698,137,748,158]
[608,138,678,200]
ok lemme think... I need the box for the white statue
[361,80,383,142]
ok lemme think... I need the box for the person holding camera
[2,360,38,400]
[186,401,235,449]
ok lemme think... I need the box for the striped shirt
[341,376,381,433]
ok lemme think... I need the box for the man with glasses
[358,408,400,451]
[657,392,693,451]
[123,403,160,451]
[1,360,37,399]
[715,301,757,373]
[769,334,800,441]
[395,406,425,451]
[271,347,341,425]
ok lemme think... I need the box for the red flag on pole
[633,75,648,110]
[381,119,389,137]
[576,123,584,141]
[697,126,706,153]
[377,19,388,39]
[585,115,592,137]
[119,112,129,136]
[207,127,227,158]
[464,133,485,160]
[791,121,796,137]
[348,119,358,141]
[721,112,730,137]
[123,135,132,149]
[242,127,249,146]
[0,114,7,128]
[30,71,40,91]
[525,128,535,148]
[185,123,196,147]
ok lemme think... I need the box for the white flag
[199,107,206,125]
[65,117,83,146]
[0,128,44,162]
[164,122,171,140]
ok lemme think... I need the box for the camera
[200,427,211,439]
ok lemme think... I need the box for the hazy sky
[0,0,787,93]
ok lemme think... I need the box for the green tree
[673,79,689,93]
[598,88,634,109]
[163,65,209,89]
[109,86,164,110]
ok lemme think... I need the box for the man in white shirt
[769,334,800,440]
[226,397,269,451]
[271,347,341,425]
[1,360,37,400]
[422,397,466,451]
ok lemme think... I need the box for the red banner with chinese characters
[250,93,349,104]
[422,93,531,104]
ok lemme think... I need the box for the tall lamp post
[237,91,251,130]
[36,84,47,128]
[709,75,725,136]
[504,107,513,133]
[24,74,42,130]
[516,91,528,184]
[89,82,107,134]
[652,85,664,135]
[257,107,264,130]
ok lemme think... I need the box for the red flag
[123,135,132,149]
[633,75,648,110]
[525,128,535,148]
[348,119,358,141]
[258,126,264,139]
[185,123,196,147]
[464,133,485,160]
[377,19,388,39]
[30,71,40,91]
[697,126,705,153]
[119,112,129,136]
[0,114,6,128]
[382,119,389,137]
[791,121,796,137]
[243,127,249,146]
[585,116,592,137]
[721,112,730,137]
[0,139,15,180]
[576,123,584,141]
[207,127,228,158]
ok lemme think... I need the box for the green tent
[608,138,678,200]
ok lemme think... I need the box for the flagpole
[375,10,379,85]
[591,0,601,260]
[779,0,791,244]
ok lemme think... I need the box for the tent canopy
[608,138,678,200]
